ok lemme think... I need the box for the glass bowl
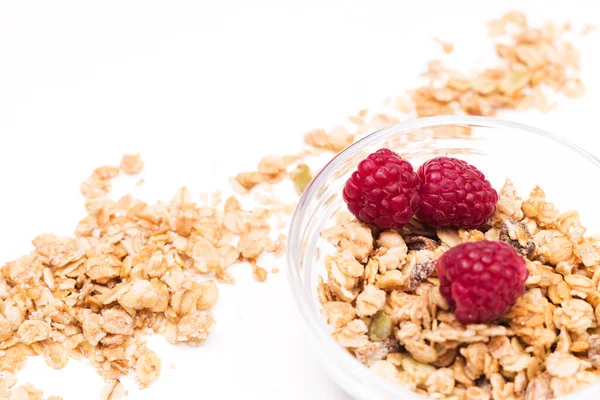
[287,115,600,400]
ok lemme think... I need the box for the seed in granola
[367,310,394,342]
[291,163,312,195]
[408,259,436,290]
[499,220,535,258]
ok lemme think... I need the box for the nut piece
[499,220,535,258]
[408,259,436,290]
[135,349,161,388]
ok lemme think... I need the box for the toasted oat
[8,383,43,400]
[119,154,144,175]
[135,348,161,388]
[304,126,354,152]
[100,379,125,400]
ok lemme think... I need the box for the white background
[0,1,599,399]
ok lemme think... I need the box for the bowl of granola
[288,115,600,400]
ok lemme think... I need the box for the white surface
[0,1,599,399]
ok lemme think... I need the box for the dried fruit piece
[404,235,438,251]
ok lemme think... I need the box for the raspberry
[416,157,498,228]
[343,148,420,231]
[437,240,528,324]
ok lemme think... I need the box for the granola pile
[319,179,600,399]
[412,11,584,119]
[236,11,585,193]
[0,154,288,399]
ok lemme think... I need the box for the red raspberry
[343,148,420,231]
[437,240,528,324]
[416,157,498,228]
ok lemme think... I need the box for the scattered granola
[0,154,287,398]
[319,179,600,399]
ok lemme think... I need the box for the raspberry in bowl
[288,116,600,400]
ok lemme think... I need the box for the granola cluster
[0,154,288,399]
[319,180,600,399]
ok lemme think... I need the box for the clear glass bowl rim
[287,115,600,399]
